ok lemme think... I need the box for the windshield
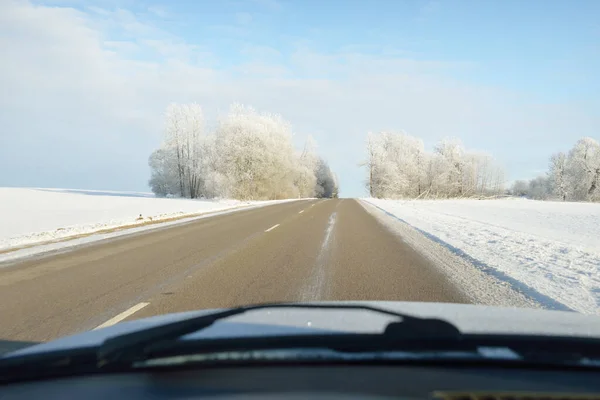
[0,0,598,353]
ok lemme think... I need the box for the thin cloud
[247,0,281,11]
[235,11,253,25]
[416,0,441,22]
[240,44,282,59]
[147,5,168,18]
[0,0,596,196]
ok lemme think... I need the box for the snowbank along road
[0,187,291,257]
[1,199,541,342]
[365,198,600,315]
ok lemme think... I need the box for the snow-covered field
[0,188,291,255]
[364,198,600,315]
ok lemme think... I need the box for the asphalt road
[0,199,469,342]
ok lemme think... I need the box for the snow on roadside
[0,188,294,254]
[364,198,600,315]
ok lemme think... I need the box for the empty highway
[0,199,469,342]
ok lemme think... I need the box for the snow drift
[365,198,600,315]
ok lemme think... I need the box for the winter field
[0,187,292,256]
[365,198,600,315]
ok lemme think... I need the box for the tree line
[364,131,505,199]
[148,103,338,200]
[510,137,600,202]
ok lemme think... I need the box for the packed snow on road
[365,198,600,315]
[0,187,292,253]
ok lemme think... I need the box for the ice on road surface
[366,198,600,315]
[0,188,291,252]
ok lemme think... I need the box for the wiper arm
[97,303,461,367]
[0,346,98,383]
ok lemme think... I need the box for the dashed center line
[94,302,149,330]
[299,210,305,214]
[265,224,280,232]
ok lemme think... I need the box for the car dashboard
[1,364,599,399]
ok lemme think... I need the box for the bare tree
[549,152,568,201]
[161,103,207,198]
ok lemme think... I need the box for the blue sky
[1,0,599,196]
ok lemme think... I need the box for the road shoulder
[358,199,540,309]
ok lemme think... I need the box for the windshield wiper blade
[0,346,98,383]
[97,303,461,367]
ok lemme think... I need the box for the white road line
[298,210,305,214]
[265,224,280,232]
[94,302,150,330]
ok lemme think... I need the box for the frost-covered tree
[511,180,529,197]
[433,138,465,197]
[364,132,386,197]
[509,177,551,200]
[315,157,338,198]
[295,135,319,198]
[365,131,505,199]
[148,147,180,197]
[148,102,338,200]
[504,137,599,203]
[214,104,302,200]
[565,137,600,201]
[332,172,340,198]
[364,131,429,198]
[549,152,568,201]
[528,176,552,200]
[160,103,208,198]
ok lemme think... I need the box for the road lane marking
[94,302,150,330]
[298,210,304,214]
[265,224,280,232]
